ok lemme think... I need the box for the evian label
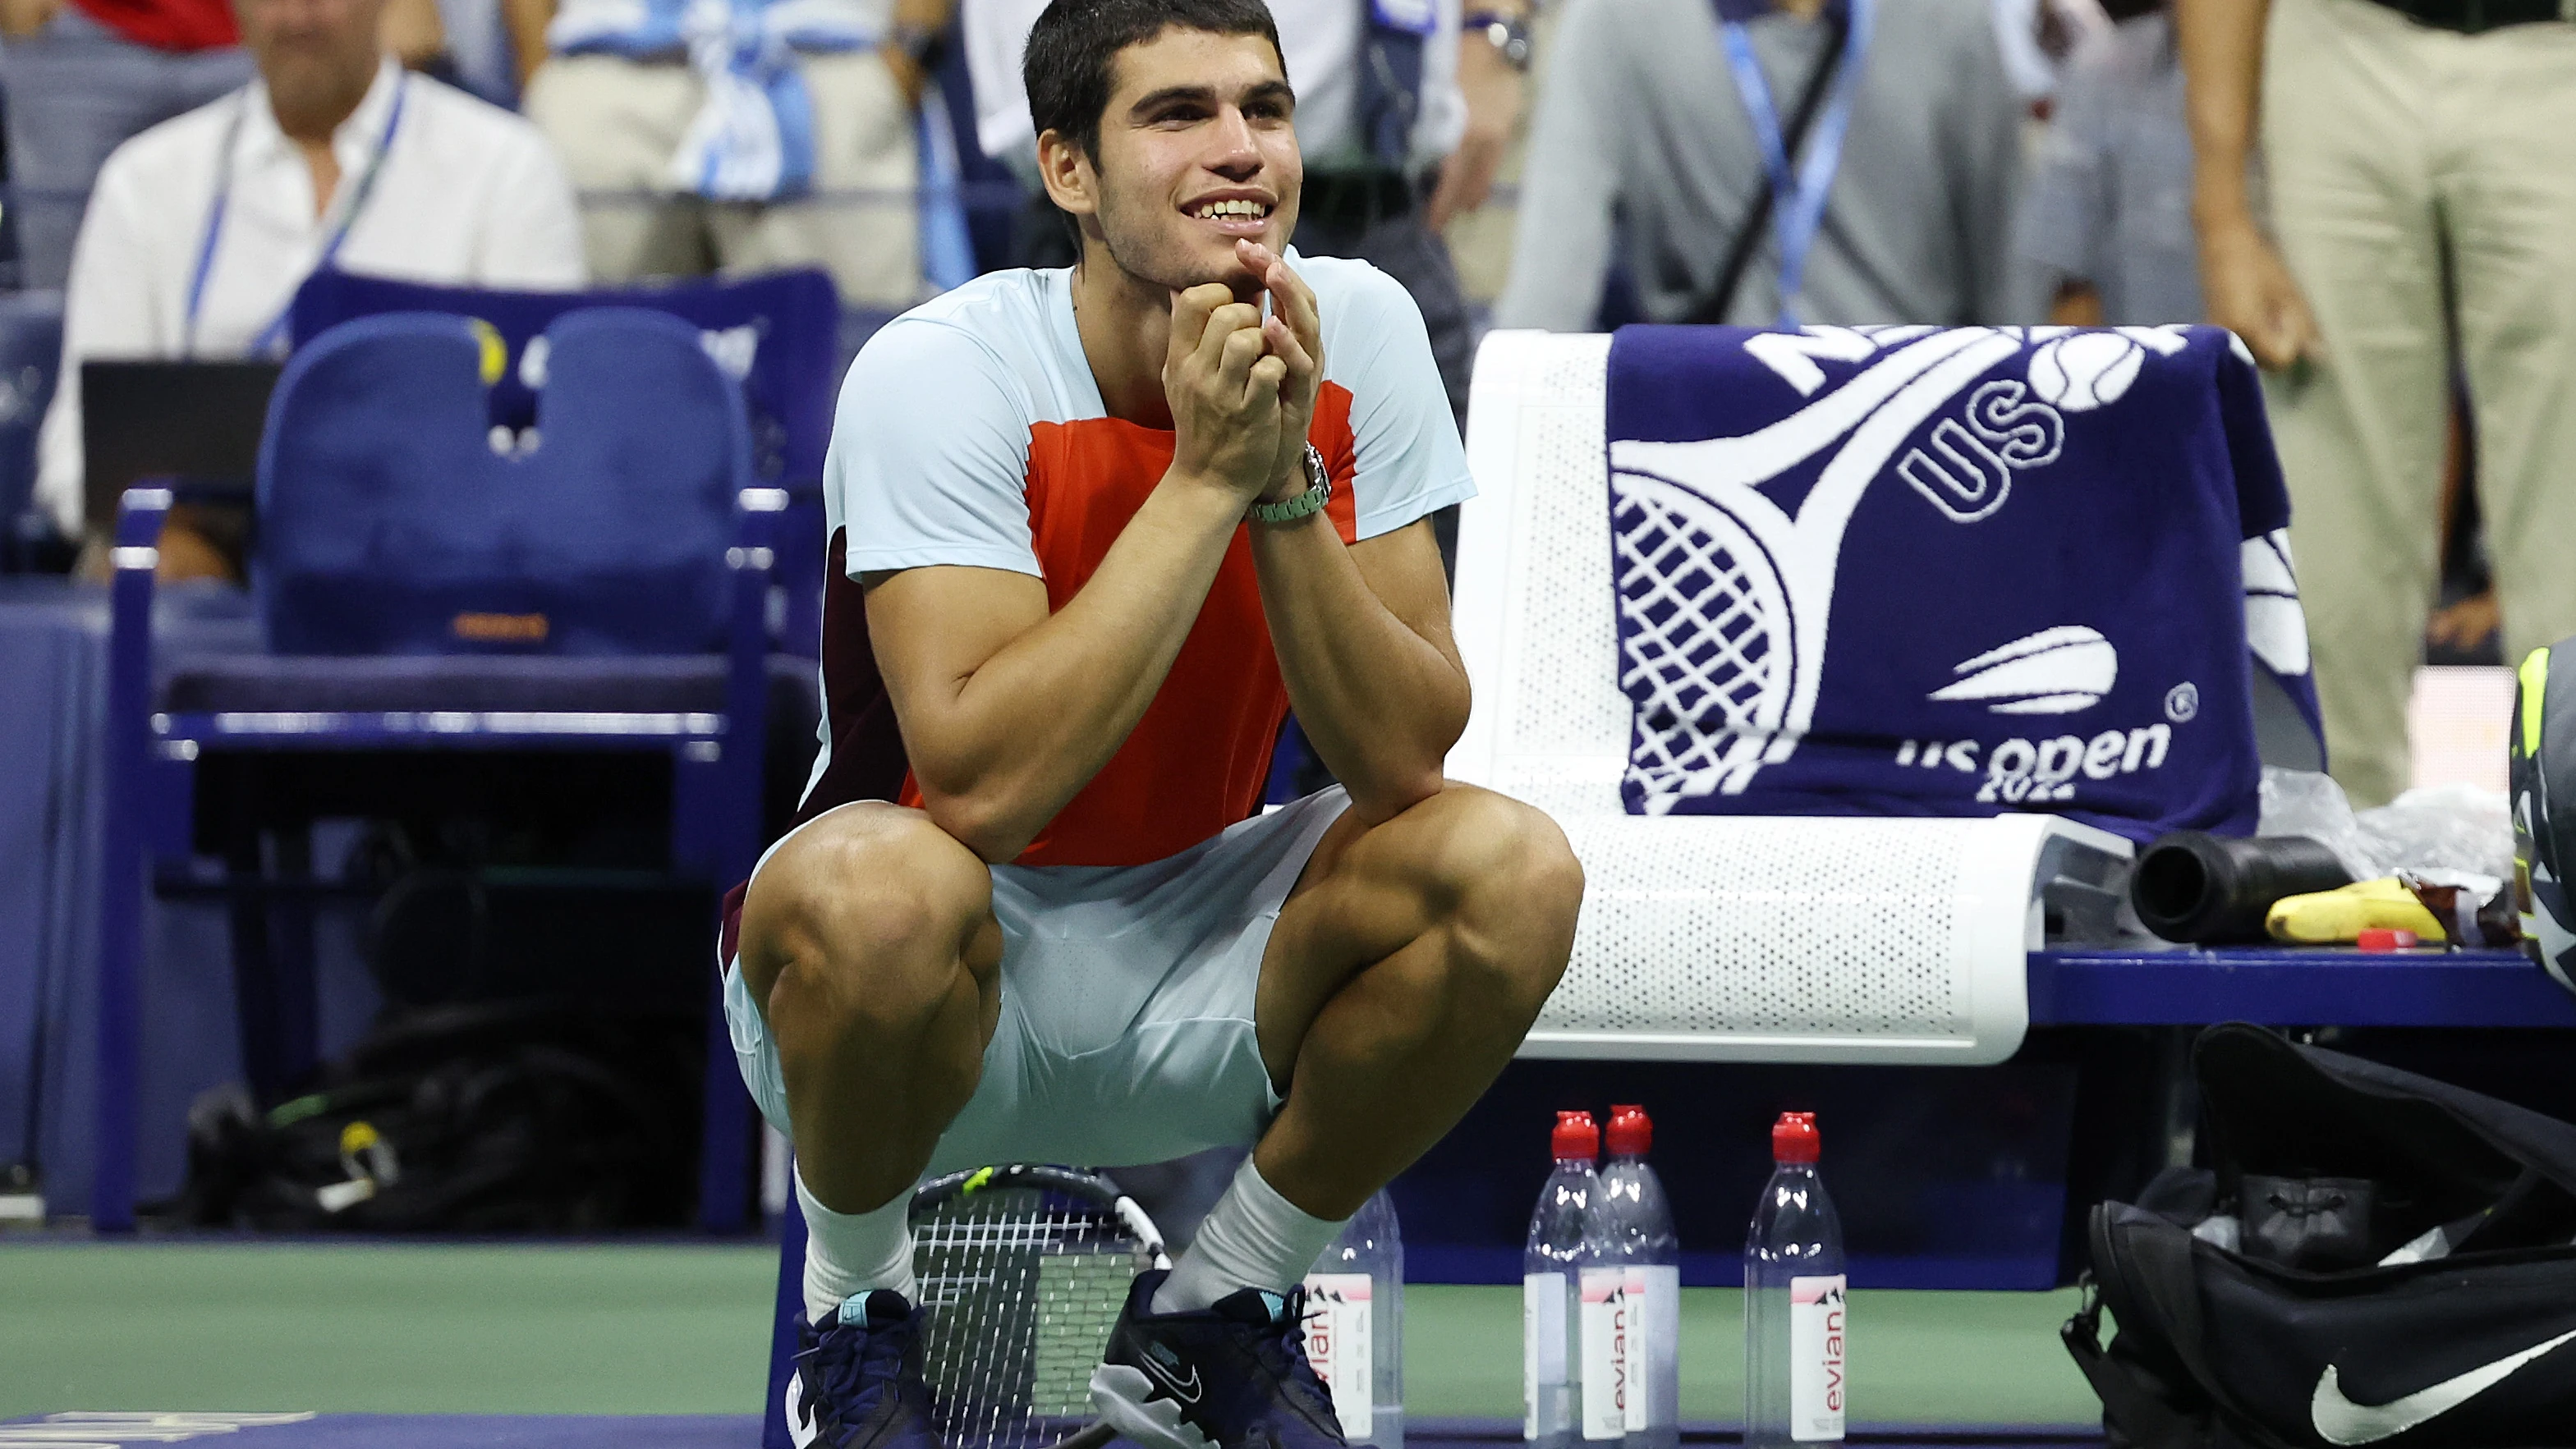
[1577,1267,1628,1441]
[1524,1272,1568,1441]
[1623,1264,1679,1432]
[1302,1273,1374,1440]
[1790,1275,1848,1442]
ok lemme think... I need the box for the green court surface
[0,1243,2101,1424]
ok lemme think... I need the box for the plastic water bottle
[1527,1111,1617,1449]
[1602,1106,1678,1449]
[1745,1112,1847,1449]
[1305,1190,1403,1449]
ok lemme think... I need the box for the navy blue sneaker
[784,1289,941,1449]
[1090,1268,1346,1449]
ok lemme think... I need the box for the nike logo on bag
[786,1370,820,1448]
[2310,1327,2576,1445]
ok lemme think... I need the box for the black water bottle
[2130,832,2353,944]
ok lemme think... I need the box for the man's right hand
[1164,282,1288,501]
[2201,218,2319,372]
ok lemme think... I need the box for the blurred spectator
[34,0,585,564]
[428,0,521,100]
[0,0,452,291]
[1991,0,2113,109]
[2178,0,2576,806]
[378,0,449,68]
[513,0,942,307]
[1492,0,2023,331]
[965,0,1521,417]
[2014,3,2199,326]
[0,0,255,290]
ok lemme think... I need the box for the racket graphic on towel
[1609,328,2030,811]
[905,1164,1169,1449]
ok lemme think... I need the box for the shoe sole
[1090,1364,1216,1449]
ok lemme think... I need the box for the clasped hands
[1164,240,1325,508]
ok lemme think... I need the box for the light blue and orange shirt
[801,253,1476,868]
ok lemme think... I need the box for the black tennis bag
[170,999,701,1231]
[2062,1022,2576,1449]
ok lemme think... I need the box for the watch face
[1304,442,1329,493]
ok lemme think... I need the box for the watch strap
[1248,444,1333,525]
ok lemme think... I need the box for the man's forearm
[888,472,1248,862]
[1251,516,1467,823]
[2176,0,2268,230]
[502,0,555,89]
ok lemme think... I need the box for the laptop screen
[81,360,282,529]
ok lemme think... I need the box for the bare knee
[741,804,999,1041]
[1401,786,1584,1014]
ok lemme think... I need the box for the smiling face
[1044,25,1302,296]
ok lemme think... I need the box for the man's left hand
[1237,240,1325,505]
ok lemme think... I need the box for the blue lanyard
[1720,0,1871,328]
[184,73,411,359]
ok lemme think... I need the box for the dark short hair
[1022,0,1285,163]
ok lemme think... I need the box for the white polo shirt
[36,57,587,537]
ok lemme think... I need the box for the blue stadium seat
[256,310,739,656]
[91,309,785,1234]
[289,268,844,658]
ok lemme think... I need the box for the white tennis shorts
[723,786,1352,1172]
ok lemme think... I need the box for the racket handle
[1050,1423,1121,1449]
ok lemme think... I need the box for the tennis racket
[909,1163,1171,1449]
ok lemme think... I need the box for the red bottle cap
[1552,1110,1600,1162]
[1607,1104,1652,1157]
[2356,928,2418,952]
[1772,1111,1820,1163]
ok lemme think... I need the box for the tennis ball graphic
[2027,331,2145,412]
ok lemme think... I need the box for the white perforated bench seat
[1449,331,2131,1066]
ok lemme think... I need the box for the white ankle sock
[1152,1155,1348,1315]
[798,1170,916,1323]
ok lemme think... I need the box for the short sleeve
[829,318,1043,579]
[40,144,163,537]
[1326,264,1478,541]
[475,127,588,290]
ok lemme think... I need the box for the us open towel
[1607,323,2319,841]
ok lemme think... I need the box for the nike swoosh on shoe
[786,1369,820,1448]
[1141,1355,1205,1405]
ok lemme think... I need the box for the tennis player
[722,0,1584,1441]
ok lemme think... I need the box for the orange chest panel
[1003,383,1361,866]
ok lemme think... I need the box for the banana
[2266,877,2448,944]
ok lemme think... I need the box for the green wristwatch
[1248,443,1332,525]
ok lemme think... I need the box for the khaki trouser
[525,49,921,307]
[2259,0,2576,806]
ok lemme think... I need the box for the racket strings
[915,1191,1150,1449]
[1615,480,1790,803]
